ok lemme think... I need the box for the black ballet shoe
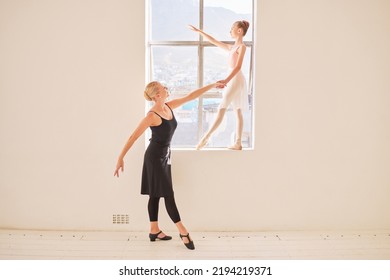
[149,231,172,242]
[179,233,195,250]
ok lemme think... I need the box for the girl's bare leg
[228,108,243,150]
[196,108,226,150]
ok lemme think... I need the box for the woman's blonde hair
[144,81,161,101]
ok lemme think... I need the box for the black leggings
[148,196,181,223]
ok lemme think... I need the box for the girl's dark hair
[236,20,250,36]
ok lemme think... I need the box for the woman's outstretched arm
[114,113,157,177]
[167,82,223,110]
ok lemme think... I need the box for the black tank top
[149,105,177,146]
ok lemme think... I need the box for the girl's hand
[188,25,200,32]
[216,81,227,88]
[216,80,227,88]
[114,158,124,177]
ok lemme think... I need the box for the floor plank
[0,229,389,260]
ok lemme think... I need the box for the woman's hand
[114,158,124,177]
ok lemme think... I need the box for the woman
[189,20,250,150]
[114,81,223,250]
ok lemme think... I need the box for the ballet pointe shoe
[228,143,242,150]
[179,233,195,250]
[149,231,172,242]
[196,136,209,150]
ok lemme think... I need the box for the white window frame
[146,0,255,148]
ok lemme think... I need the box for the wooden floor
[1,229,390,260]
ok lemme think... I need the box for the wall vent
[112,214,129,224]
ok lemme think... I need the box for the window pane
[150,46,199,147]
[171,98,199,147]
[151,46,198,89]
[150,0,199,41]
[203,47,227,87]
[204,0,252,41]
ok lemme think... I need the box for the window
[147,0,254,149]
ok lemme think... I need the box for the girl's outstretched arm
[188,25,230,51]
[167,82,224,110]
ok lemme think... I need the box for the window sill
[172,147,254,151]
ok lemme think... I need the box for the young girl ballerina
[114,81,223,250]
[189,20,250,150]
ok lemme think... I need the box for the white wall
[0,0,389,231]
